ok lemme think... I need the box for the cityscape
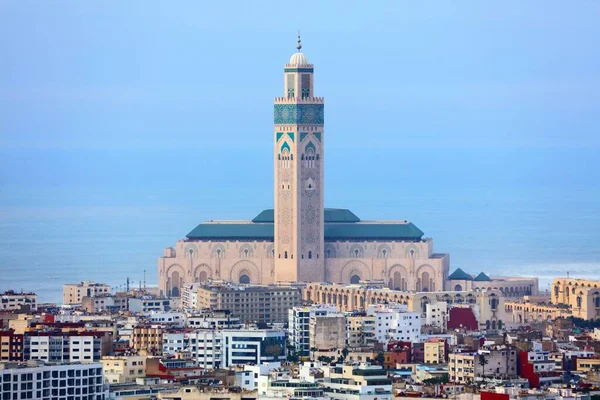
[2,2,600,400]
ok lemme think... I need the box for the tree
[375,352,385,366]
[478,355,489,382]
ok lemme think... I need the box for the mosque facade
[157,37,451,297]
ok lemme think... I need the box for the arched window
[216,249,222,258]
[350,275,361,284]
[284,251,288,259]
[244,249,249,258]
[577,296,582,308]
[308,251,312,259]
[354,249,359,258]
[454,284,463,291]
[326,249,332,258]
[240,274,250,284]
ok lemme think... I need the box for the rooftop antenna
[143,269,146,291]
[126,277,130,293]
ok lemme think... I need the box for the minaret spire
[296,31,302,51]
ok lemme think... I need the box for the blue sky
[1,1,599,152]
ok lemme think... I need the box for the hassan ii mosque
[157,36,452,297]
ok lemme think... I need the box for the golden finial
[296,31,302,51]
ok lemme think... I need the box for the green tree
[478,355,489,382]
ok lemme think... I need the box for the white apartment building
[181,282,202,309]
[149,311,186,327]
[367,304,421,345]
[63,281,111,305]
[163,329,286,368]
[186,311,242,329]
[1,291,38,311]
[0,361,107,400]
[128,297,171,313]
[321,363,393,400]
[425,301,448,329]
[25,334,106,363]
[288,305,339,357]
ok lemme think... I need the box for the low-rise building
[101,355,147,384]
[157,386,258,400]
[322,363,393,400]
[449,348,518,383]
[1,291,38,311]
[186,310,242,329]
[81,294,129,313]
[63,281,111,305]
[128,297,171,313]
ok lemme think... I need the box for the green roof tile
[186,208,424,242]
[448,268,473,280]
[474,272,491,281]
[252,208,360,223]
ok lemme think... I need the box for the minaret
[274,34,325,282]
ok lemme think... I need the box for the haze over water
[1,2,599,302]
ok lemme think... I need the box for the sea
[1,147,599,303]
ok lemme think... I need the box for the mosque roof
[289,33,308,65]
[252,208,360,223]
[186,208,424,242]
[474,272,491,281]
[448,268,473,281]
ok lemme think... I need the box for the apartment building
[131,326,163,356]
[162,328,286,368]
[449,348,518,383]
[0,330,24,362]
[0,361,107,400]
[63,281,111,305]
[24,332,111,363]
[309,313,347,352]
[321,363,393,400]
[288,305,339,357]
[368,304,421,345]
[187,281,301,323]
[101,355,147,384]
[1,291,38,311]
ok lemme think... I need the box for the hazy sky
[1,1,599,152]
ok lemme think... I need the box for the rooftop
[187,208,424,242]
[448,268,473,281]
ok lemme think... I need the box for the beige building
[309,313,346,351]
[63,281,111,305]
[304,282,507,330]
[448,269,538,297]
[186,281,300,323]
[424,339,446,364]
[505,300,571,324]
[101,355,147,384]
[449,349,518,383]
[158,386,258,400]
[576,358,600,372]
[131,326,163,356]
[551,277,600,320]
[346,315,376,348]
[158,37,449,297]
[1,291,37,311]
